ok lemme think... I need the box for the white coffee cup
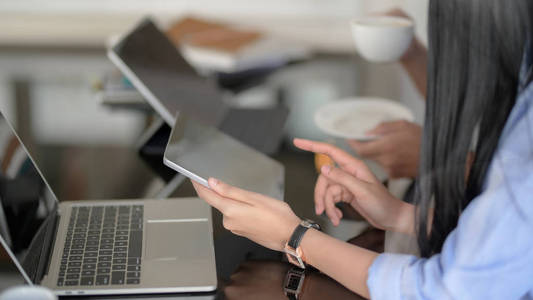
[350,16,414,63]
[0,286,57,300]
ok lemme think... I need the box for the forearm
[299,229,379,299]
[400,38,428,99]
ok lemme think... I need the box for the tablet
[163,113,285,201]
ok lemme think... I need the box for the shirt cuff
[367,253,418,300]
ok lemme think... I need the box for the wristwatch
[284,219,321,269]
[283,267,306,300]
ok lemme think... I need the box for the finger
[314,175,329,215]
[208,178,258,206]
[324,187,341,226]
[366,120,408,135]
[321,165,369,198]
[293,138,366,174]
[347,139,387,158]
[340,186,355,204]
[192,180,233,213]
[327,186,345,219]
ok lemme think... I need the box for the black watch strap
[286,292,297,300]
[288,224,310,249]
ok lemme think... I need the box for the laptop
[0,112,217,296]
[163,113,285,201]
[107,18,289,155]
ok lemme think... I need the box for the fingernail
[209,178,219,187]
[321,165,331,175]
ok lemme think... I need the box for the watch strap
[286,292,297,300]
[288,224,310,249]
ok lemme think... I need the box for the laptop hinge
[35,208,60,284]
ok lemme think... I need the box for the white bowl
[350,16,414,63]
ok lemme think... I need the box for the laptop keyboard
[57,205,143,287]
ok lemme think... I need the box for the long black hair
[415,0,533,257]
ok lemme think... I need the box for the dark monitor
[0,112,58,284]
[108,18,227,127]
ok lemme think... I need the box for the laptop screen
[0,112,58,283]
[110,18,227,126]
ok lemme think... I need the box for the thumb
[320,165,368,198]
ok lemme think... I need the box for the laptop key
[82,264,96,270]
[82,270,95,276]
[97,268,111,274]
[115,241,127,247]
[100,244,113,250]
[83,258,97,263]
[112,265,126,270]
[127,265,141,272]
[68,262,81,267]
[111,271,125,285]
[57,278,64,286]
[80,277,94,286]
[126,272,140,278]
[66,274,80,280]
[126,279,140,285]
[113,252,126,258]
[85,246,98,252]
[67,268,80,273]
[113,258,126,264]
[96,275,110,285]
[98,262,111,268]
[128,231,142,258]
[99,256,112,262]
[128,258,141,265]
[65,280,79,286]
[99,250,112,256]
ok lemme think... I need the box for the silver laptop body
[0,113,217,296]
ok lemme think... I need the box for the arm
[386,8,428,98]
[299,229,377,299]
[400,38,428,98]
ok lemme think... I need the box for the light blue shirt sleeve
[367,63,533,299]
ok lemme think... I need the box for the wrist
[392,201,416,235]
[400,38,424,63]
[284,220,321,268]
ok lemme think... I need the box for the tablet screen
[163,114,284,201]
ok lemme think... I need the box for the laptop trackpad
[145,221,210,261]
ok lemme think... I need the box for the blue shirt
[367,52,533,299]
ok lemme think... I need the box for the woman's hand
[294,138,414,234]
[349,120,422,179]
[192,179,301,252]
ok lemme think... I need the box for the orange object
[166,17,262,53]
[314,153,335,173]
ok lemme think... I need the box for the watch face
[284,269,306,296]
